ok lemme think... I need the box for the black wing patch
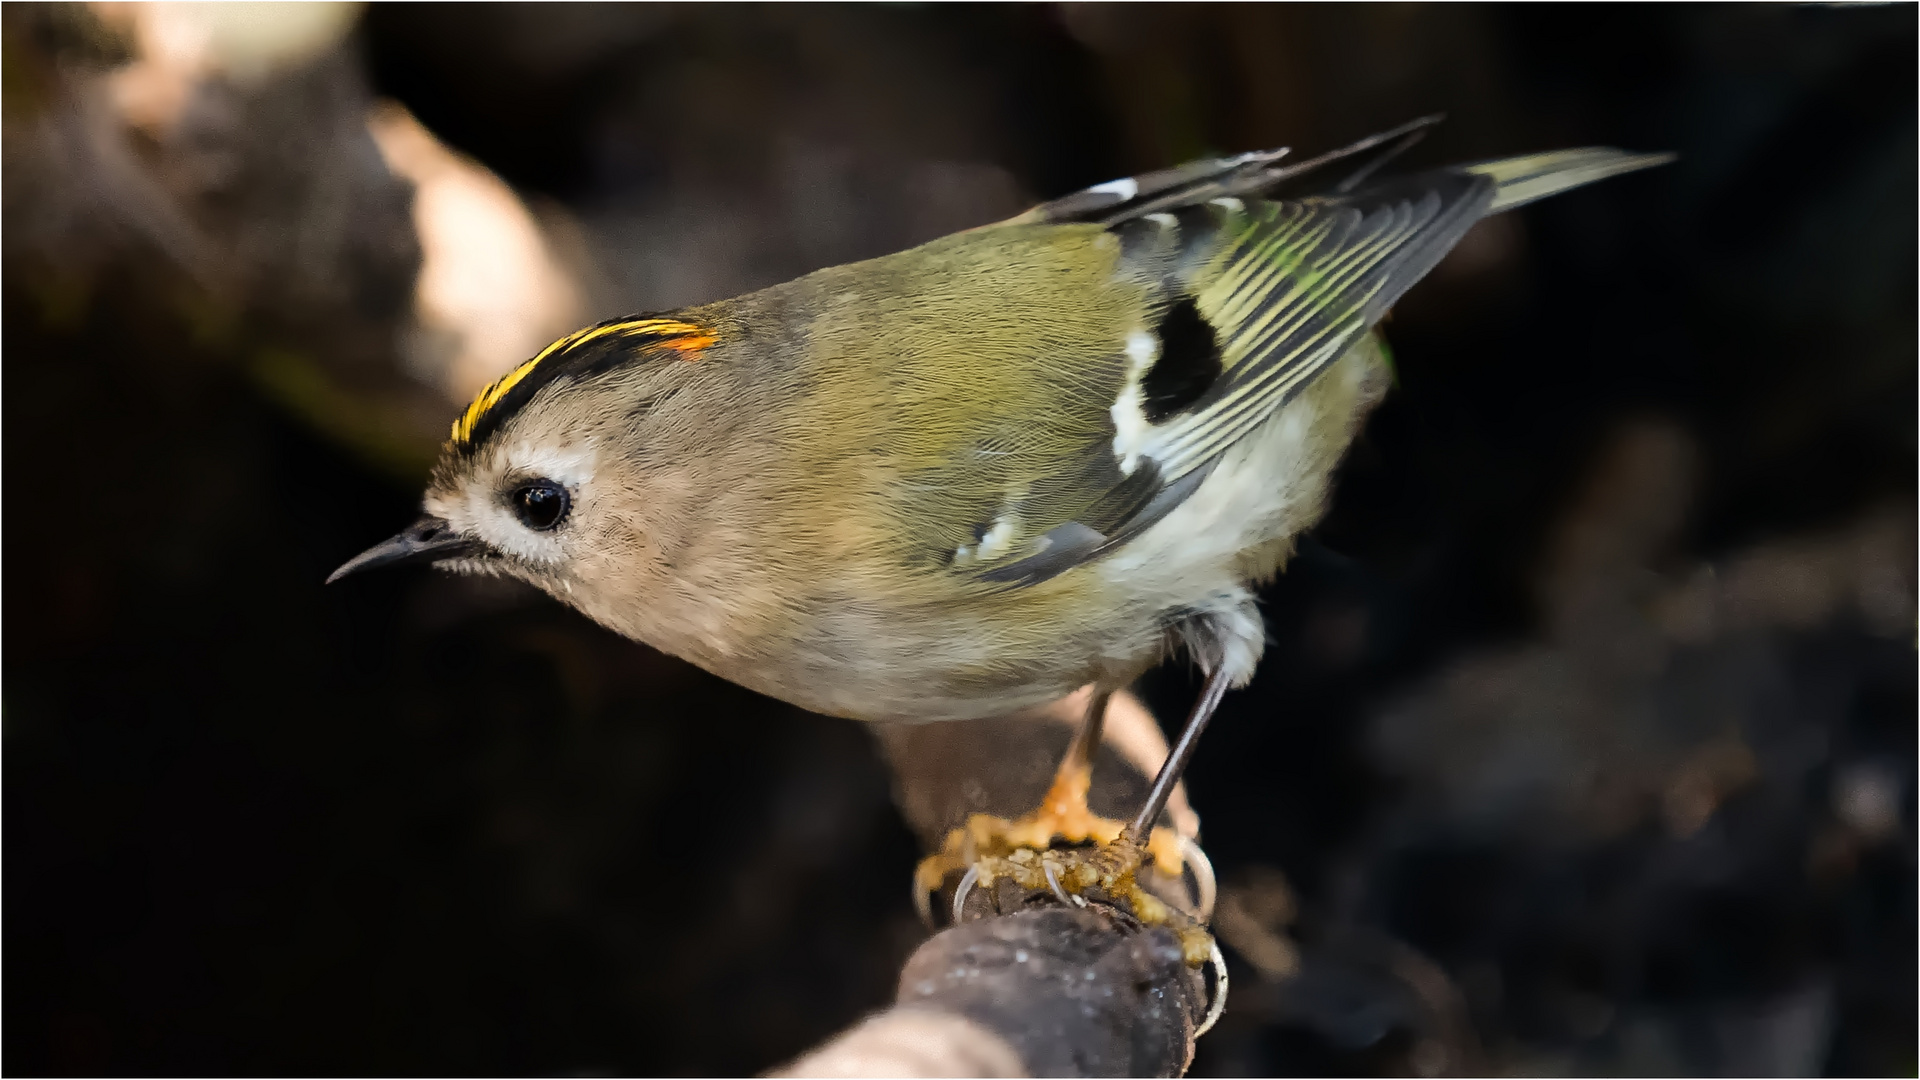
[1141,295,1223,424]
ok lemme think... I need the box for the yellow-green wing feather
[778,139,1667,590]
[1126,172,1493,482]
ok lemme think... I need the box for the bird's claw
[914,814,1219,969]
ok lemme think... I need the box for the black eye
[509,480,571,531]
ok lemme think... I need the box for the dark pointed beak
[327,515,479,584]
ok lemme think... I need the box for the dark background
[6,4,1913,1075]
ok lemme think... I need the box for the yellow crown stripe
[451,357,543,444]
[449,318,716,445]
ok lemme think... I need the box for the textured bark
[778,692,1212,1077]
[777,907,1205,1078]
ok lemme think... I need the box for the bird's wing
[877,129,1668,588]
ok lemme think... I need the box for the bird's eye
[509,480,571,531]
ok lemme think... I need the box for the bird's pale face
[430,380,724,624]
[329,376,689,630]
[421,430,602,591]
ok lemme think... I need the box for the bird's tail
[1009,118,1671,227]
[1465,148,1676,214]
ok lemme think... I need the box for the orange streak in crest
[450,317,717,444]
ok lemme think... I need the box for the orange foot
[913,752,1214,966]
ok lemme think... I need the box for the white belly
[1093,333,1392,688]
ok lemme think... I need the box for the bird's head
[329,315,723,631]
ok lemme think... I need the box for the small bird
[332,118,1669,946]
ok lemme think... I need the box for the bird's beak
[327,515,479,584]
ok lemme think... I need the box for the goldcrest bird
[332,118,1669,943]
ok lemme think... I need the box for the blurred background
[4,3,1913,1074]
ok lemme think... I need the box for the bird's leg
[1017,685,1111,846]
[1067,665,1232,964]
[1119,663,1232,865]
[915,681,1218,963]
[914,690,1114,904]
[1098,668,1228,887]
